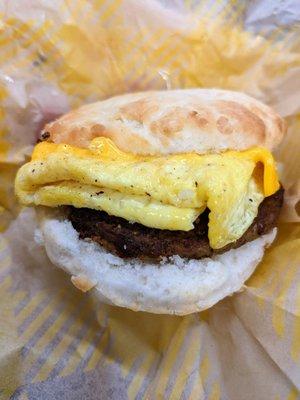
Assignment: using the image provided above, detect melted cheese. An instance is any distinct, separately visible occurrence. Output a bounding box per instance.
[15,137,279,249]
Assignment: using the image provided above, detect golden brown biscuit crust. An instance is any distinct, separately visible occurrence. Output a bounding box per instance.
[42,89,286,154]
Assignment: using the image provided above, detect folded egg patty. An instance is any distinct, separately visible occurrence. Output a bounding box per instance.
[15,136,282,258]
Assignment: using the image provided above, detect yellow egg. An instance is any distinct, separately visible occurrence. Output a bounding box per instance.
[15,138,279,249]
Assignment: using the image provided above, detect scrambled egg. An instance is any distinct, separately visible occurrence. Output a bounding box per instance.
[15,138,279,249]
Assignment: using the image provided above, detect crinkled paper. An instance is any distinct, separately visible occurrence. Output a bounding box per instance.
[0,1,299,399]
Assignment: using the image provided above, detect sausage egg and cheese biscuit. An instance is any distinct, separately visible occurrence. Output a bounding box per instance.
[15,89,286,314]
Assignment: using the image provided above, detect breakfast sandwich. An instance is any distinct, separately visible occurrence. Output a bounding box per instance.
[14,89,286,314]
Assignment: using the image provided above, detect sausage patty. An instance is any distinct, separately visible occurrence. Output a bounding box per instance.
[69,188,284,260]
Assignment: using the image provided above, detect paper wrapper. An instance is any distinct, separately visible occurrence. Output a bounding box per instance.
[0,1,300,398]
